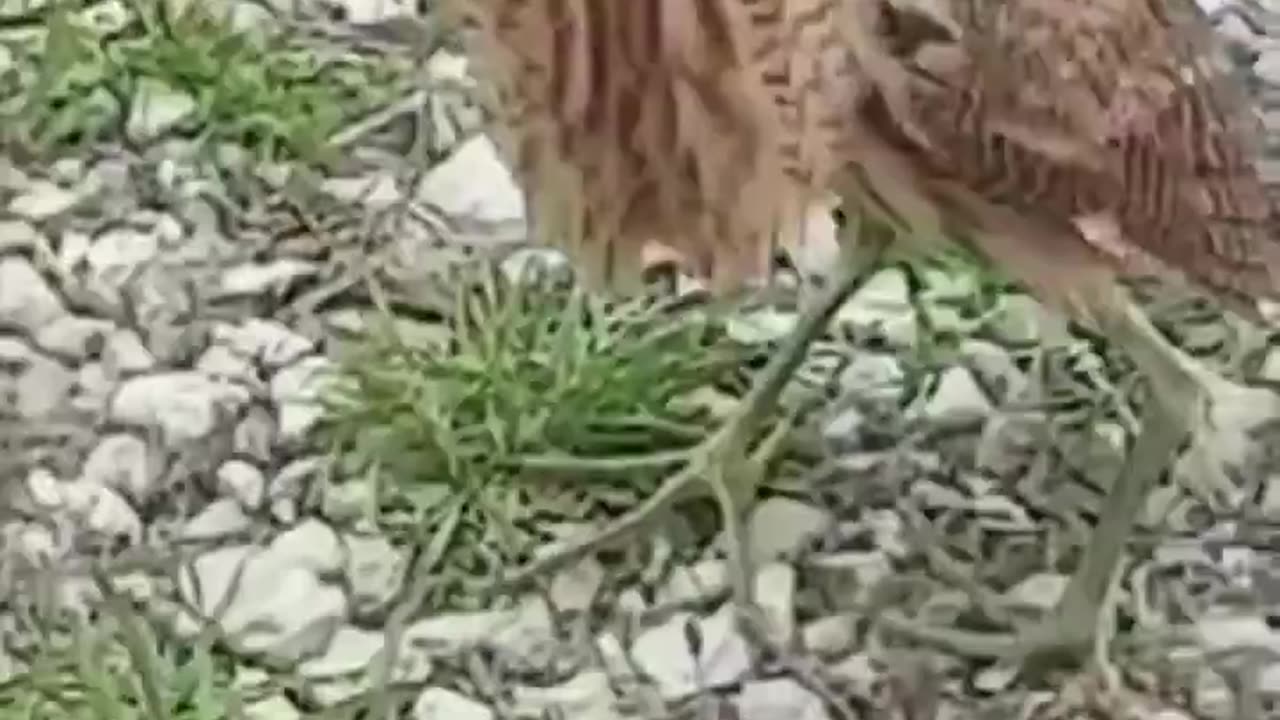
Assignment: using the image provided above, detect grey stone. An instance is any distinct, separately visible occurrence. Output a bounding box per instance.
[413,688,493,720]
[737,678,830,720]
[0,258,66,333]
[630,604,751,700]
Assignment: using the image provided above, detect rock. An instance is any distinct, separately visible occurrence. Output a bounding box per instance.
[753,562,797,645]
[837,352,906,403]
[217,459,267,510]
[10,347,75,419]
[110,372,251,442]
[299,625,432,707]
[243,695,302,720]
[922,366,992,422]
[268,457,325,524]
[271,356,335,443]
[512,671,620,720]
[549,555,605,613]
[747,497,833,561]
[80,434,160,503]
[413,688,493,720]
[630,605,752,700]
[213,319,315,369]
[87,226,161,287]
[726,308,798,345]
[343,532,410,620]
[0,219,39,253]
[656,560,730,606]
[737,678,831,720]
[0,258,66,333]
[398,597,558,674]
[416,136,525,225]
[836,268,917,348]
[181,498,254,541]
[9,180,80,219]
[176,541,347,666]
[801,614,857,657]
[217,260,320,298]
[34,315,114,360]
[1004,573,1067,612]
[127,78,197,143]
[321,172,402,209]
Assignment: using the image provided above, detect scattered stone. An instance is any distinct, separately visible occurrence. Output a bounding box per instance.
[0,257,66,333]
[630,605,751,700]
[737,678,831,720]
[413,688,494,720]
[110,372,251,442]
[747,497,833,561]
[9,180,80,219]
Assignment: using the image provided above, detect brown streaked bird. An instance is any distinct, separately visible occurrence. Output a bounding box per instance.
[440,0,1280,666]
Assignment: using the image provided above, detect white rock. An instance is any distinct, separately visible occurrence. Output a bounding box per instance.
[416,135,524,224]
[836,267,917,348]
[271,356,335,442]
[110,372,251,442]
[243,695,302,720]
[747,497,833,561]
[512,671,620,720]
[126,78,197,143]
[753,562,797,646]
[35,315,114,360]
[80,485,143,544]
[656,560,730,606]
[344,533,410,618]
[87,226,160,286]
[181,498,254,541]
[1004,573,1067,612]
[196,344,259,386]
[923,366,992,421]
[80,434,158,503]
[218,260,319,297]
[837,352,905,402]
[413,688,493,720]
[737,678,830,720]
[9,180,80,219]
[213,319,315,369]
[218,460,267,510]
[726,308,798,345]
[15,351,75,419]
[271,520,345,576]
[630,605,751,700]
[0,258,66,333]
[0,219,40,253]
[298,627,398,707]
[549,556,605,613]
[177,543,348,666]
[322,172,402,209]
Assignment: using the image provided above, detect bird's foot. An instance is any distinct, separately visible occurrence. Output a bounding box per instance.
[493,408,794,611]
[877,589,1117,684]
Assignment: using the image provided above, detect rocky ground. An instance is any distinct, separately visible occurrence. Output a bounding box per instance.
[6,0,1280,718]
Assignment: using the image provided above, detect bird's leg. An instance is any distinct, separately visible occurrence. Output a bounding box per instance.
[881,285,1249,671]
[495,224,891,611]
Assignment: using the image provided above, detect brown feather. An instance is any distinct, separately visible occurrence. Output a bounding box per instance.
[846,0,1280,321]
[447,0,857,294]
[448,0,1280,323]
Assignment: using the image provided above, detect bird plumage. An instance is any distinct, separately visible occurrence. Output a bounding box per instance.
[444,0,856,292]
[447,0,1280,319]
[447,0,1280,677]
[853,0,1280,321]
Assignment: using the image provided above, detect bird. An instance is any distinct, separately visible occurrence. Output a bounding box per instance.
[437,0,1280,670]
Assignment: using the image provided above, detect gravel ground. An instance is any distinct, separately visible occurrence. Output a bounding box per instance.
[5,0,1280,718]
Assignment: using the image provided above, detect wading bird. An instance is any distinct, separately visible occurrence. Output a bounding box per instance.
[440,0,1280,667]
